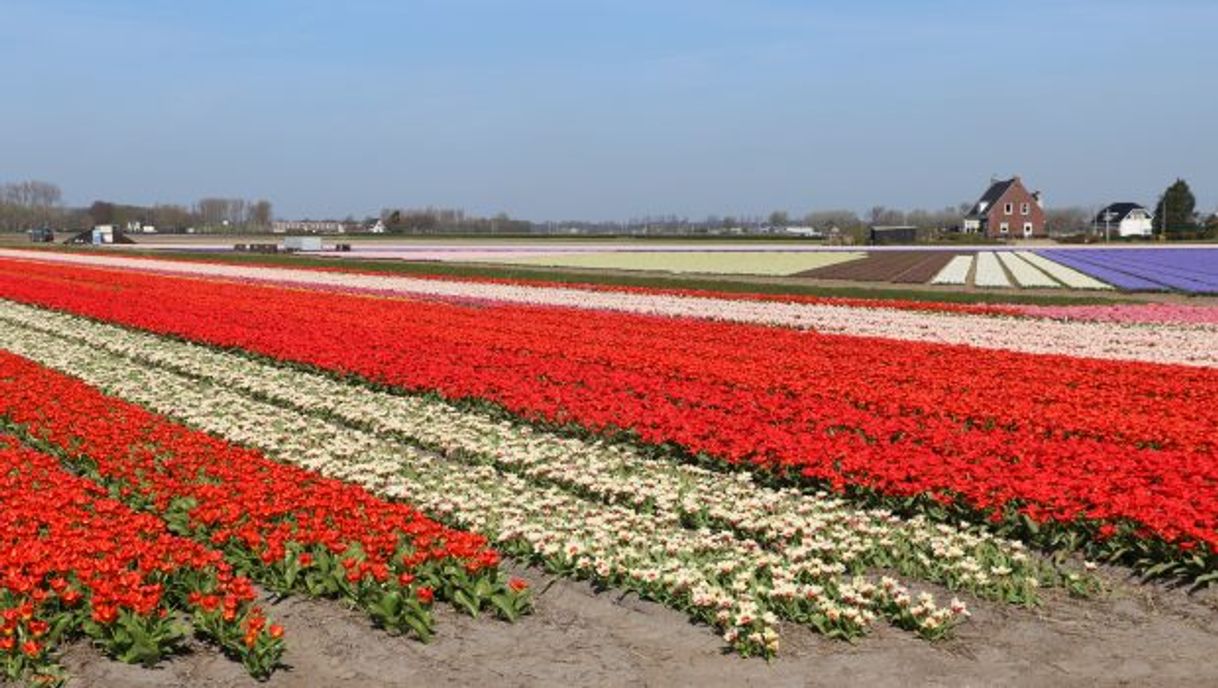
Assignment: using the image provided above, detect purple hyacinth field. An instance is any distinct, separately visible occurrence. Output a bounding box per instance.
[1039,248,1218,293]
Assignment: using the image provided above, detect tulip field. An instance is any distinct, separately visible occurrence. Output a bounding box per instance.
[1,248,1217,685]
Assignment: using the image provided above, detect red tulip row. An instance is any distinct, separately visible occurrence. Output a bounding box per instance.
[0,259,1215,578]
[0,436,282,684]
[0,350,530,653]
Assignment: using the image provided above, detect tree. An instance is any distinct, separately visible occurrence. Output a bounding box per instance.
[803,210,862,231]
[248,200,273,228]
[88,201,116,226]
[150,204,195,231]
[1,180,60,208]
[905,207,960,230]
[767,210,790,227]
[1044,207,1092,237]
[0,181,64,230]
[868,206,906,226]
[1153,179,1197,238]
[196,198,230,227]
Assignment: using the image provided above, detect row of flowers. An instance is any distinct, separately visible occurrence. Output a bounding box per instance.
[2,260,1214,455]
[0,346,531,669]
[0,436,282,685]
[994,252,1060,289]
[973,252,1012,288]
[1015,302,1218,326]
[0,324,1036,656]
[929,256,972,285]
[0,299,1083,609]
[2,251,1215,367]
[0,263,1214,573]
[1015,252,1113,290]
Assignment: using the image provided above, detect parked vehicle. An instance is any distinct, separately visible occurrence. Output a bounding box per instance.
[27,228,55,243]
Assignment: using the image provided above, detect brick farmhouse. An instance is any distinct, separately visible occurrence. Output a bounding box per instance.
[962,177,1046,239]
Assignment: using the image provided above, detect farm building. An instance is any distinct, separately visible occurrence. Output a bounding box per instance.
[62,226,137,245]
[1093,203,1153,238]
[868,225,919,245]
[962,176,1046,239]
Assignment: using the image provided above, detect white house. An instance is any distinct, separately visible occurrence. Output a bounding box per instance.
[1094,203,1153,238]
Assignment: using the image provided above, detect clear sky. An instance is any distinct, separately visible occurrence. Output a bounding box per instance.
[2,0,1215,220]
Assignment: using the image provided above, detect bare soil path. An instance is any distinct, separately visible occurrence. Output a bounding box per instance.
[36,565,1218,688]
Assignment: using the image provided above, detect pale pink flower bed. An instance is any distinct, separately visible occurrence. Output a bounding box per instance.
[1016,303,1218,327]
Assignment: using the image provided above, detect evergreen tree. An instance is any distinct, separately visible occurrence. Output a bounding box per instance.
[1153,179,1196,237]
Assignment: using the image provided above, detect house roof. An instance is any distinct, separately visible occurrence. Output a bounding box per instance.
[965,178,1017,219]
[1094,202,1148,224]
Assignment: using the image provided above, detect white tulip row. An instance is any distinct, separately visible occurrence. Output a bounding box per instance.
[973,252,1012,288]
[929,255,973,285]
[996,252,1061,289]
[1015,251,1113,290]
[2,249,1210,367]
[0,319,976,653]
[0,299,1053,606]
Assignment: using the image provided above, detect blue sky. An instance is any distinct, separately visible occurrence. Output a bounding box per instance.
[2,0,1215,220]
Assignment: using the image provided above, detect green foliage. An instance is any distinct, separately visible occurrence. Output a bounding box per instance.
[1153,179,1197,237]
[83,610,186,667]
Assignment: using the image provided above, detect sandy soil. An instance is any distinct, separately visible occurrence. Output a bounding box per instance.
[23,564,1212,688]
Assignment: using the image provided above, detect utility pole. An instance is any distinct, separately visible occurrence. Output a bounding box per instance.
[1162,194,1168,242]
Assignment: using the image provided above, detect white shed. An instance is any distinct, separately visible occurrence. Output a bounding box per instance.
[283,236,324,252]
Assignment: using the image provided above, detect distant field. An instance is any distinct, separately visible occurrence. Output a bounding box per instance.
[11,232,1218,295]
[475,250,866,275]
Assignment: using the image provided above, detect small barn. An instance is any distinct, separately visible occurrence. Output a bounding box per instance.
[869,225,919,245]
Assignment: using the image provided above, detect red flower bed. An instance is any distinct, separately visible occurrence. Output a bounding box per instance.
[0,436,281,683]
[0,350,527,643]
[1,259,1216,574]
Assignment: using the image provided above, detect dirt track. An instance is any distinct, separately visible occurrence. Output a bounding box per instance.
[795,251,965,283]
[39,563,1218,688]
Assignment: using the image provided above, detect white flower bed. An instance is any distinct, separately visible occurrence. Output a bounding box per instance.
[930,255,972,285]
[1015,252,1113,290]
[0,308,1096,650]
[996,252,1060,289]
[973,252,1012,288]
[0,250,1213,368]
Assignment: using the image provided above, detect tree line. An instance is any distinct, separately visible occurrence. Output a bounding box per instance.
[4,177,1215,238]
[379,207,532,234]
[0,180,273,233]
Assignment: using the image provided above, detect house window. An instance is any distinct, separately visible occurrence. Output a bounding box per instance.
[1004,203,1014,215]
[1023,222,1033,236]
[1000,222,1010,234]
[1021,203,1030,215]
